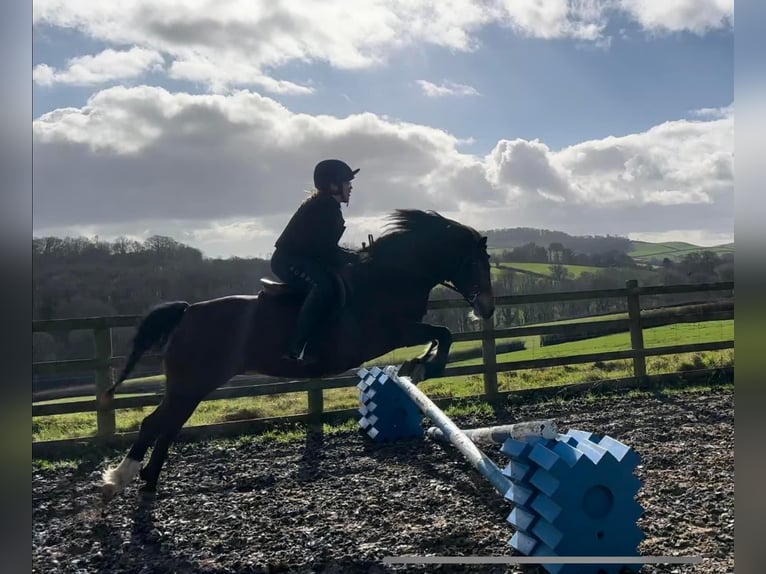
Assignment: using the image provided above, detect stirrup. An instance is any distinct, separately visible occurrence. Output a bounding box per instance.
[281,350,301,361]
[282,344,318,365]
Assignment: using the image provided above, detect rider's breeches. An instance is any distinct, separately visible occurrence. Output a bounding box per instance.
[270,250,338,301]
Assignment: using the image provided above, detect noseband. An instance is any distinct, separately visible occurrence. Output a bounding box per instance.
[440,255,481,306]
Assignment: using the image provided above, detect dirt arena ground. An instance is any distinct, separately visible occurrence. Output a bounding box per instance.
[33,386,733,574]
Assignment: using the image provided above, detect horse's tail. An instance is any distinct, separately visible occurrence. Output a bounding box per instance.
[98,301,189,409]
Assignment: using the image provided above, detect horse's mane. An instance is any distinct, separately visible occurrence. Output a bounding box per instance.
[363,209,481,273]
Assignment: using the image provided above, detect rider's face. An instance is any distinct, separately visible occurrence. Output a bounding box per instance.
[329,180,353,204]
[341,180,352,203]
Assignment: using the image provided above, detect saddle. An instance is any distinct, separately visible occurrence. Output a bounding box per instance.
[260,274,352,307]
[260,277,298,296]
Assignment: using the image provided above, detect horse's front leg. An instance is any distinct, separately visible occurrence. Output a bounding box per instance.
[398,323,452,382]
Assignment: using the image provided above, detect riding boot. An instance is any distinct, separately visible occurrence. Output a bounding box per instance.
[283,286,331,364]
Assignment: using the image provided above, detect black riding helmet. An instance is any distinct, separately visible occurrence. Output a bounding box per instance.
[314,159,359,192]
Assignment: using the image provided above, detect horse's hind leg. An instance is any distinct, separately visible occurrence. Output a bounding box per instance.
[138,393,202,496]
[101,400,170,502]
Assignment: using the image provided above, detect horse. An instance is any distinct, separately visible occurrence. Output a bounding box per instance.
[100,209,495,501]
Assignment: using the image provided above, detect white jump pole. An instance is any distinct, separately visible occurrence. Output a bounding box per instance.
[426,420,559,445]
[380,365,512,497]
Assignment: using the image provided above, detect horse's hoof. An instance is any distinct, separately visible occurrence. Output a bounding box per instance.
[424,341,439,361]
[138,484,157,500]
[410,364,426,383]
[399,359,426,383]
[398,359,414,377]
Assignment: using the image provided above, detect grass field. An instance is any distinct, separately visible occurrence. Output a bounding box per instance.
[490,239,734,267]
[488,239,734,264]
[32,319,733,442]
[496,262,606,279]
[629,240,734,262]
[490,261,660,282]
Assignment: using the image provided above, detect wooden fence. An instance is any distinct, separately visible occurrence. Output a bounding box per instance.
[32,280,734,454]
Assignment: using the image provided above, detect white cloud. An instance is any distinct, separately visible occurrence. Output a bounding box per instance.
[32,85,472,228]
[641,189,712,206]
[689,104,734,119]
[32,64,55,85]
[417,80,480,97]
[618,0,733,35]
[32,1,733,93]
[486,138,572,203]
[32,0,493,92]
[494,0,609,41]
[167,57,315,95]
[554,109,734,207]
[627,229,733,247]
[32,86,733,257]
[32,217,283,259]
[189,219,274,243]
[33,47,164,86]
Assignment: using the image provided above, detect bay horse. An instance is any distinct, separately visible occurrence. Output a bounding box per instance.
[100,209,495,501]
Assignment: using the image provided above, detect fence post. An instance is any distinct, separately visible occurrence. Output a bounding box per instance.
[481,316,499,400]
[94,326,116,436]
[625,279,647,379]
[307,383,324,433]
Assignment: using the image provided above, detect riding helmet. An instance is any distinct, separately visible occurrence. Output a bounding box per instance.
[313,159,360,190]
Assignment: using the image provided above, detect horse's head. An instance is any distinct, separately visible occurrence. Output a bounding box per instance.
[444,234,495,320]
[368,210,495,320]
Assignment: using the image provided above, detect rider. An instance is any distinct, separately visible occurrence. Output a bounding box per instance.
[270,159,359,365]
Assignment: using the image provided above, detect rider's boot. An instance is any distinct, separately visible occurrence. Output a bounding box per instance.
[283,287,329,365]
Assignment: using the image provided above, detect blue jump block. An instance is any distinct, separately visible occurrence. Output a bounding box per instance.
[501,430,645,574]
[357,368,423,442]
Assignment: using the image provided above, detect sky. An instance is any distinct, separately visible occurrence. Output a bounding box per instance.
[32,0,734,259]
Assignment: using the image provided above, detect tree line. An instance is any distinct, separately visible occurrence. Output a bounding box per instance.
[33,235,734,366]
[492,241,638,268]
[482,227,633,255]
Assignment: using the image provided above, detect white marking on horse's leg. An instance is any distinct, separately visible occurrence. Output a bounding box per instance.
[101,455,142,502]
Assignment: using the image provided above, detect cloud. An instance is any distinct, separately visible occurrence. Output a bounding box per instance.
[618,0,733,35]
[167,57,315,95]
[33,86,733,257]
[689,104,734,119]
[641,189,713,206]
[31,217,285,259]
[32,85,473,227]
[486,139,572,204]
[494,0,609,41]
[33,47,164,86]
[32,1,733,93]
[417,80,480,98]
[32,0,494,92]
[627,229,733,247]
[550,106,733,209]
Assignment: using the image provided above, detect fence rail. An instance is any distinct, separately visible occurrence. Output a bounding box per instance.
[32,280,734,449]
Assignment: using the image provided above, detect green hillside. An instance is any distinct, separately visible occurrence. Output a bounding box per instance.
[629,240,734,262]
[491,261,659,281]
[488,234,734,266]
[497,262,604,279]
[481,227,632,255]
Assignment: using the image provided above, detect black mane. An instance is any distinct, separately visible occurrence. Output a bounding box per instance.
[384,209,474,235]
[364,209,481,274]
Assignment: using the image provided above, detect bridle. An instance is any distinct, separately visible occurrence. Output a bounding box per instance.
[440,254,482,306]
[440,280,479,306]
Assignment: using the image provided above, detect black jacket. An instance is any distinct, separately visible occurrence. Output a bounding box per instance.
[274,192,351,267]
